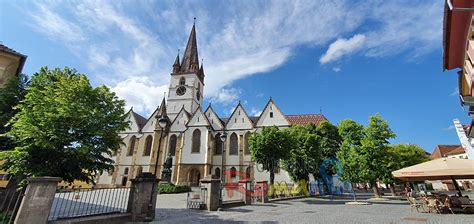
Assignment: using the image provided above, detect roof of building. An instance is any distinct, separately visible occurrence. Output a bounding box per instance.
[285,114,327,126]
[0,43,27,76]
[430,145,465,159]
[131,111,147,129]
[442,0,474,70]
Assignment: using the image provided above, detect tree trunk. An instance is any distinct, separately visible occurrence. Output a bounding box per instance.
[389,183,396,197]
[372,182,381,198]
[270,172,275,198]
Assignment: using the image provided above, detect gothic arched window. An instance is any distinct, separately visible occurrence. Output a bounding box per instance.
[124,167,129,175]
[179,77,186,85]
[169,135,177,156]
[143,135,153,156]
[244,132,251,155]
[192,129,201,153]
[215,133,222,155]
[229,133,238,155]
[215,167,221,178]
[127,136,136,156]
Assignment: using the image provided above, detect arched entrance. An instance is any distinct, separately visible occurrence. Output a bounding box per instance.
[188,168,201,186]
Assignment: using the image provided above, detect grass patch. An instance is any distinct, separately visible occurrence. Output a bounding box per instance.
[158,183,191,194]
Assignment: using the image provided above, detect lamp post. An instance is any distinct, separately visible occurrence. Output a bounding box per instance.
[219,131,227,183]
[146,116,169,221]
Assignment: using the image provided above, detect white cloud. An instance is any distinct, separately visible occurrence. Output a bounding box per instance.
[320,34,366,64]
[451,87,459,96]
[251,108,262,117]
[332,67,341,72]
[209,88,241,105]
[110,76,168,113]
[23,1,443,115]
[443,125,455,131]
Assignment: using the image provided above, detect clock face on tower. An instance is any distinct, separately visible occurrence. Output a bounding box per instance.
[176,86,186,96]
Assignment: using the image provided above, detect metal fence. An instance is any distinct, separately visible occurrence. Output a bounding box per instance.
[48,187,130,221]
[0,187,25,224]
[186,186,207,209]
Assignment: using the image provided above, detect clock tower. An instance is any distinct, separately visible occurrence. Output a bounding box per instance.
[167,22,204,121]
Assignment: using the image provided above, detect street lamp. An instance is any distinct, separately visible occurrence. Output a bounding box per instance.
[146,115,169,221]
[220,131,227,183]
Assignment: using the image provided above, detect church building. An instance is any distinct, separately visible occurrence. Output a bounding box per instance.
[96,23,327,187]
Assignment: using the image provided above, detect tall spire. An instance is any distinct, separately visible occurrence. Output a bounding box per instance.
[180,18,199,73]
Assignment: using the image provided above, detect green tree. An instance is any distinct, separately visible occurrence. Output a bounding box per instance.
[0,67,128,184]
[0,74,29,151]
[337,119,365,200]
[315,121,342,159]
[281,125,321,182]
[360,114,396,198]
[249,126,292,186]
[381,143,429,196]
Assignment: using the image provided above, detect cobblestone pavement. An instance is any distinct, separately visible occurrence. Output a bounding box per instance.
[155,194,473,224]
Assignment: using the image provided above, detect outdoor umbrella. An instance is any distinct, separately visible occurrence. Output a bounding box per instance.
[392,158,474,196]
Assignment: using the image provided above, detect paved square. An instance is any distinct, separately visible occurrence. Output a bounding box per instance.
[155,194,473,223]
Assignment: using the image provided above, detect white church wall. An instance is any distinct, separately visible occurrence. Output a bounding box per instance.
[181,126,209,164]
[256,100,290,127]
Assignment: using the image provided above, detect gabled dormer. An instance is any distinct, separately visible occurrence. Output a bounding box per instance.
[255,98,290,127]
[225,102,253,130]
[204,104,224,131]
[123,108,146,133]
[141,97,167,132]
[187,106,211,127]
[170,106,191,132]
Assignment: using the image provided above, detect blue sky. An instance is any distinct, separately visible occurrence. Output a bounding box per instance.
[0,0,468,152]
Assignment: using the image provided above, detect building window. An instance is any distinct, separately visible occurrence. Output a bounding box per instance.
[121,177,127,186]
[169,134,177,156]
[215,133,223,155]
[179,77,185,85]
[229,133,238,155]
[244,132,251,155]
[230,167,237,178]
[270,112,274,118]
[127,136,136,156]
[192,129,201,153]
[136,166,143,177]
[124,167,129,175]
[143,135,153,156]
[215,167,221,178]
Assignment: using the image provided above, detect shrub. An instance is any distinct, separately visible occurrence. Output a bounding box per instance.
[158,183,191,194]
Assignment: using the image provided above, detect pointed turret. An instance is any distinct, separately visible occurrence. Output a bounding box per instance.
[172,52,180,73]
[199,63,205,80]
[156,96,168,118]
[180,20,199,73]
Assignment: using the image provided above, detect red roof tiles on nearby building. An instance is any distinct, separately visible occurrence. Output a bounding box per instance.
[430,145,465,159]
[285,114,327,126]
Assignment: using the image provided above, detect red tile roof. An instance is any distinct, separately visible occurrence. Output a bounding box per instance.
[285,114,327,126]
[430,145,465,159]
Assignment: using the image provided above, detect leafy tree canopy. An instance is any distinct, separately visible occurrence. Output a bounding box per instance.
[0,67,128,183]
[249,126,292,184]
[337,119,365,184]
[281,125,321,181]
[0,74,29,151]
[380,143,429,184]
[315,121,342,158]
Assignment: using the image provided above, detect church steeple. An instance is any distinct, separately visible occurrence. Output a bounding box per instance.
[180,19,199,73]
[172,51,180,73]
